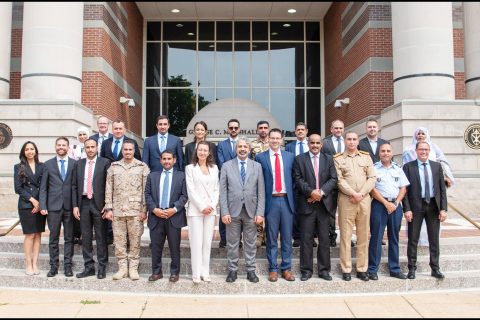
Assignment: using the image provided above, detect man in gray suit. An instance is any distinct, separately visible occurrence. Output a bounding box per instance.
[220,136,265,283]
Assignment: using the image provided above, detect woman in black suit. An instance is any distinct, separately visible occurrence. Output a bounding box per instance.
[184,121,218,169]
[13,141,46,276]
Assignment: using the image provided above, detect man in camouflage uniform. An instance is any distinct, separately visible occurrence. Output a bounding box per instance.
[334,131,376,282]
[105,141,150,281]
[250,120,270,247]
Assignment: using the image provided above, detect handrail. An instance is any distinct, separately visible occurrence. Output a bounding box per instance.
[448,203,480,230]
[0,219,20,237]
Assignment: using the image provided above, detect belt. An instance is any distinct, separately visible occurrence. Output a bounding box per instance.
[272,193,287,197]
[82,195,93,199]
[385,197,396,202]
[422,197,435,202]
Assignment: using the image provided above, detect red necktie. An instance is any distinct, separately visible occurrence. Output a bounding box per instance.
[275,153,282,193]
[87,160,94,199]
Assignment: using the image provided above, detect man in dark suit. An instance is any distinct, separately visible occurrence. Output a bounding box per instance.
[40,137,76,277]
[143,115,184,172]
[255,128,296,282]
[358,119,389,164]
[217,118,241,248]
[89,116,112,156]
[72,139,110,279]
[145,150,188,283]
[293,134,338,281]
[100,119,141,162]
[402,141,448,280]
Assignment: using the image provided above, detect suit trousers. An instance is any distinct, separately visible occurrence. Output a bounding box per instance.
[299,201,331,274]
[226,206,257,272]
[368,200,402,274]
[80,198,108,270]
[112,216,144,271]
[47,209,74,268]
[150,219,182,276]
[338,194,371,273]
[265,196,293,272]
[407,200,441,271]
[329,191,339,242]
[187,215,215,279]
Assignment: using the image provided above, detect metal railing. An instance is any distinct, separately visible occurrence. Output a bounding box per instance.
[448,203,480,230]
[0,219,20,237]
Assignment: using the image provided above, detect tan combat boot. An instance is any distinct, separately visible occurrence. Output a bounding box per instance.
[129,268,140,280]
[112,269,128,280]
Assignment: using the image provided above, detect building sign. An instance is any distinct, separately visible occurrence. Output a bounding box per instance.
[0,123,13,149]
[464,123,480,150]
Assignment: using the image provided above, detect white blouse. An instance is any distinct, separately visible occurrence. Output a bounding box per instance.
[185,164,220,216]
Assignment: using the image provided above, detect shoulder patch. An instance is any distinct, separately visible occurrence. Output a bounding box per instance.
[333,152,343,158]
[359,150,370,156]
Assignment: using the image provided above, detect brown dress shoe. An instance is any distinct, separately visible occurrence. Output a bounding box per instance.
[282,270,295,281]
[169,274,179,282]
[268,271,278,282]
[148,273,163,281]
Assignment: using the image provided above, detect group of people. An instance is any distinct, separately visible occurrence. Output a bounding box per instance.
[13,114,453,283]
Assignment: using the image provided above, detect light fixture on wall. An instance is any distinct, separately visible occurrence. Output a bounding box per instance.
[120,97,135,108]
[334,98,350,108]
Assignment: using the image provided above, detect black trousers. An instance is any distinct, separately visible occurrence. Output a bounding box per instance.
[150,219,182,276]
[407,200,441,271]
[329,191,339,242]
[47,209,74,268]
[299,201,331,274]
[80,198,108,269]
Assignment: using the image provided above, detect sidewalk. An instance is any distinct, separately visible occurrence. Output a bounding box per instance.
[0,287,479,318]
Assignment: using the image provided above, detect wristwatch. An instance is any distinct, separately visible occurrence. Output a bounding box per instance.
[393,201,399,207]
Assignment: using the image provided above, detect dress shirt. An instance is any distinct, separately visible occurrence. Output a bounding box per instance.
[309,151,325,196]
[237,157,248,174]
[331,135,345,153]
[230,137,238,152]
[83,156,97,195]
[159,168,173,208]
[368,138,378,155]
[417,160,434,199]
[269,149,286,194]
[295,139,308,156]
[373,161,410,199]
[157,132,169,151]
[111,136,125,154]
[97,133,110,154]
[56,155,69,176]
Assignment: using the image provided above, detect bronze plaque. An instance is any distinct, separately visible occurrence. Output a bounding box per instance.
[0,123,13,149]
[464,123,480,150]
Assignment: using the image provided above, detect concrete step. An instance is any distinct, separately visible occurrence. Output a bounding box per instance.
[0,267,478,295]
[1,252,479,276]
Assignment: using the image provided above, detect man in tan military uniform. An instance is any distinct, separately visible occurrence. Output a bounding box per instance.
[105,141,150,281]
[333,131,376,282]
[250,120,270,247]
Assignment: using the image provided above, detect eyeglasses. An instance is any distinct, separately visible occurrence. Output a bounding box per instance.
[229,126,239,130]
[417,148,430,151]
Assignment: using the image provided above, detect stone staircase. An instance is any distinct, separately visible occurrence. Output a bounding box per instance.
[0,236,479,295]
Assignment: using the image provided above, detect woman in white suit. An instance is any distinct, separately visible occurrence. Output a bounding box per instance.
[185,141,219,283]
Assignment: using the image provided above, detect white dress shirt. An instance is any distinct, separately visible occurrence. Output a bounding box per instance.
[269,149,286,194]
[83,156,97,195]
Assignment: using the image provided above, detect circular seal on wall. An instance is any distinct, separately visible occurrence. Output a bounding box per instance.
[0,123,13,149]
[464,123,480,150]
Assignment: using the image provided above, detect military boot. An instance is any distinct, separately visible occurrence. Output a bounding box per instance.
[112,269,129,280]
[129,268,140,280]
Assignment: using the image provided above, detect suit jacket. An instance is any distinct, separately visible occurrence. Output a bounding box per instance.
[321,135,342,156]
[293,152,338,215]
[358,137,389,163]
[184,141,218,169]
[90,133,113,143]
[219,157,265,218]
[14,162,45,210]
[217,138,237,169]
[185,164,220,216]
[145,169,188,229]
[255,150,296,214]
[100,136,141,162]
[39,157,76,211]
[71,156,111,212]
[142,133,184,172]
[402,160,447,213]
[285,140,307,156]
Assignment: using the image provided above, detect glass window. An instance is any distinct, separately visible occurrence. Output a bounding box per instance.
[146,43,161,87]
[306,22,320,41]
[271,89,304,135]
[146,89,160,137]
[216,21,232,41]
[234,21,250,41]
[252,89,269,109]
[198,43,215,87]
[162,89,196,137]
[147,22,161,41]
[199,21,214,41]
[270,43,304,87]
[234,43,250,87]
[306,89,321,134]
[252,21,268,41]
[162,43,196,87]
[306,43,320,87]
[198,88,214,111]
[216,43,233,87]
[270,22,304,41]
[252,42,268,87]
[163,22,196,41]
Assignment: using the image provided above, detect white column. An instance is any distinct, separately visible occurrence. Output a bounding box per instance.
[391,2,455,103]
[463,2,480,99]
[21,2,84,102]
[0,2,12,99]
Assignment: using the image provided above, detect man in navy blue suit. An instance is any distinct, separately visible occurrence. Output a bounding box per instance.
[217,118,241,248]
[89,116,113,156]
[143,115,184,172]
[255,128,296,282]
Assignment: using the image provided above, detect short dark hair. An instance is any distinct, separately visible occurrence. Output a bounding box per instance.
[344,131,358,138]
[122,140,135,149]
[55,136,69,145]
[416,141,430,150]
[83,138,98,146]
[269,128,283,138]
[228,118,240,127]
[156,115,170,124]
[378,142,391,150]
[112,119,125,127]
[257,120,269,128]
[295,122,307,130]
[366,118,378,125]
[161,149,175,158]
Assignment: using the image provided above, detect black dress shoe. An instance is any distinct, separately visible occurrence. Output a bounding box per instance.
[407,270,416,279]
[319,272,332,281]
[300,272,312,281]
[247,271,259,283]
[431,269,445,279]
[239,241,243,249]
[342,273,351,281]
[351,240,356,247]
[169,274,179,282]
[292,239,301,248]
[390,271,407,280]
[226,271,237,283]
[64,266,73,277]
[368,272,378,280]
[330,239,337,247]
[97,269,106,279]
[219,240,226,248]
[76,268,95,278]
[313,240,318,248]
[47,267,58,277]
[356,272,369,281]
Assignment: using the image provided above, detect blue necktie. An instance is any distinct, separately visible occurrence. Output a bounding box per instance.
[336,137,342,153]
[60,159,66,181]
[160,135,166,152]
[240,161,246,184]
[160,171,170,209]
[113,139,120,160]
[423,163,430,203]
[298,142,304,155]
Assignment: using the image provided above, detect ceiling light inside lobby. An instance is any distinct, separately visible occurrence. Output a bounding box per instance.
[288,9,296,13]
[176,23,183,27]
[283,23,291,27]
[171,9,180,13]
